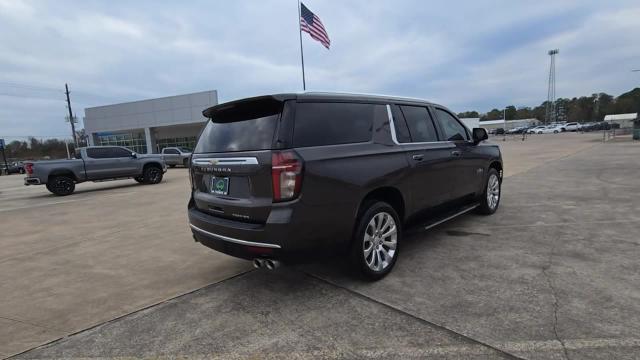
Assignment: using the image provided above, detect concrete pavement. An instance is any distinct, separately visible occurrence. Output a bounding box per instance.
[3,133,638,359]
[0,170,250,358]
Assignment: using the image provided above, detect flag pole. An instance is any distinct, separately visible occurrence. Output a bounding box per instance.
[297,0,306,90]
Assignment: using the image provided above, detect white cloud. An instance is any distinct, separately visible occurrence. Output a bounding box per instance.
[1,0,639,139]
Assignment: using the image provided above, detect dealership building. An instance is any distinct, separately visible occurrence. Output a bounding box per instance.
[84,90,218,154]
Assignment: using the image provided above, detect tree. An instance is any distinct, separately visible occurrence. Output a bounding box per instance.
[516,107,533,119]
[504,105,517,120]
[6,138,74,160]
[485,109,503,121]
[457,87,640,123]
[457,111,479,118]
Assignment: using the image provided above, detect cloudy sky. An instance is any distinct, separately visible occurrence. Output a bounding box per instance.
[1,0,639,141]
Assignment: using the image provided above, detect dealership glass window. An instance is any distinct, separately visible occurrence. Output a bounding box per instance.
[156,137,197,152]
[97,133,147,154]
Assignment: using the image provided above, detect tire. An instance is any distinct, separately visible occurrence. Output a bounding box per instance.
[554,130,559,134]
[46,176,75,196]
[169,164,176,168]
[477,168,501,215]
[350,201,401,281]
[183,158,189,167]
[134,176,144,183]
[538,131,542,134]
[142,165,163,184]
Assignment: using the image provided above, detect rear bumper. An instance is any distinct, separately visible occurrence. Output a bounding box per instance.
[188,205,285,261]
[187,196,354,262]
[24,177,41,185]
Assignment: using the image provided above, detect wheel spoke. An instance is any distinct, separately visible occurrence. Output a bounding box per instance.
[379,214,392,233]
[381,225,396,238]
[375,213,383,231]
[382,239,397,250]
[363,241,374,257]
[379,247,391,263]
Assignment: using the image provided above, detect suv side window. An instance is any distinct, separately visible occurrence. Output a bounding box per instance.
[434,108,469,141]
[399,105,438,142]
[293,102,375,147]
[163,148,179,154]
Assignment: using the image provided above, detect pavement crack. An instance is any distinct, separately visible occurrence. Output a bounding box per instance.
[303,271,525,360]
[541,242,571,360]
[0,315,64,332]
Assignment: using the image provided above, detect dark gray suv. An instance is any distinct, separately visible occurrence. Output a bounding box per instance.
[188,92,502,279]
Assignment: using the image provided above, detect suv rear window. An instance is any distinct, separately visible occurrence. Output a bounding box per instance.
[195,99,281,153]
[293,102,375,147]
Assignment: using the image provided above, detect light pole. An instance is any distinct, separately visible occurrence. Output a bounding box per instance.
[503,108,506,141]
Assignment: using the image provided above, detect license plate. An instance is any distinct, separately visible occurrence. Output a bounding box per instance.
[211,177,229,195]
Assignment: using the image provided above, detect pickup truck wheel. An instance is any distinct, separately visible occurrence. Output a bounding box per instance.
[143,166,163,184]
[350,201,401,281]
[169,164,176,168]
[183,158,189,167]
[46,176,75,196]
[477,168,501,215]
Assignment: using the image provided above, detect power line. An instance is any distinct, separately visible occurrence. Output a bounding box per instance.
[0,92,65,101]
[0,81,63,92]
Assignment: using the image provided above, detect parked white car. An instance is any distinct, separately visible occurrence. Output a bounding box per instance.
[528,126,547,134]
[563,122,580,132]
[538,125,563,134]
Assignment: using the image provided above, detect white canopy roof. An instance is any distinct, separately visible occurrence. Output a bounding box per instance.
[604,113,637,121]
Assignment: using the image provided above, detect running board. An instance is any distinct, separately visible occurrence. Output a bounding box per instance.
[408,203,480,234]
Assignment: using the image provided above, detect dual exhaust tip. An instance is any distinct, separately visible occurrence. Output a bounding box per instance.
[253,258,280,270]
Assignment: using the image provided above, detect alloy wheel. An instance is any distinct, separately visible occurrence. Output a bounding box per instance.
[487,173,500,210]
[363,212,397,272]
[147,168,161,183]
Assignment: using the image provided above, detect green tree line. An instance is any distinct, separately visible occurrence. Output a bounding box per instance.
[458,88,640,122]
[4,138,77,161]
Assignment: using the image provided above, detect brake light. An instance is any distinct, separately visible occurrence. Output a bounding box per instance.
[24,163,34,175]
[271,151,303,202]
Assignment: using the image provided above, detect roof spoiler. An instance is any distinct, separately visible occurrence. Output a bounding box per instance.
[202,94,295,119]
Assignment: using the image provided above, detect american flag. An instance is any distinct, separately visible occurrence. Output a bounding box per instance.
[300,3,330,49]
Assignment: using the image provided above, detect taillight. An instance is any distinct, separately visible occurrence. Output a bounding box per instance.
[24,163,34,175]
[271,150,303,202]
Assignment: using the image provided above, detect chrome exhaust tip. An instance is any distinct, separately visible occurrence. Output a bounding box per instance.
[253,258,264,269]
[264,259,280,270]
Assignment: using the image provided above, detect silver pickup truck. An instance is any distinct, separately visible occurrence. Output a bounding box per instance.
[24,146,167,196]
[160,147,192,167]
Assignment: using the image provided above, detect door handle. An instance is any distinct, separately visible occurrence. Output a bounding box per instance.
[451,150,462,157]
[412,154,424,161]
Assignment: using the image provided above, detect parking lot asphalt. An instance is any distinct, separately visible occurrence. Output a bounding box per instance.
[3,133,639,359]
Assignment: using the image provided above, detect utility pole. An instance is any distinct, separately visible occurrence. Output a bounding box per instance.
[503,108,506,141]
[65,83,78,146]
[545,49,559,124]
[0,139,8,175]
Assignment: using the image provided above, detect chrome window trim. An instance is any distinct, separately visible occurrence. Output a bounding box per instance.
[189,223,281,249]
[386,104,453,146]
[192,157,259,166]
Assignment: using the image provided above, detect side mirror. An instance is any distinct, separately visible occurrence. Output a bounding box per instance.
[472,128,488,145]
[131,152,137,159]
